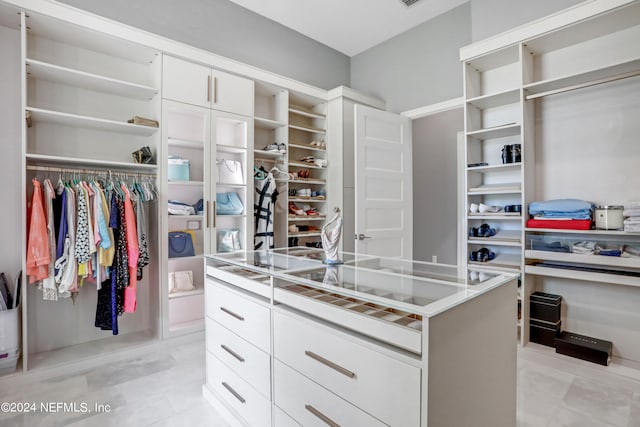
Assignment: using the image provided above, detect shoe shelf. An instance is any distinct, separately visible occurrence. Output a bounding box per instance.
[288,161,327,169]
[289,197,326,203]
[288,215,326,221]
[468,230,522,246]
[216,144,247,154]
[289,142,326,152]
[289,105,326,120]
[468,253,521,271]
[469,213,521,220]
[467,182,521,195]
[289,178,326,185]
[25,153,159,171]
[467,162,522,172]
[289,124,326,135]
[27,107,159,136]
[26,58,159,100]
[465,88,520,110]
[466,123,521,140]
[288,232,322,238]
[254,116,287,130]
[254,149,284,160]
[168,138,203,150]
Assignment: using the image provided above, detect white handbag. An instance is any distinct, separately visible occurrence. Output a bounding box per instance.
[168,270,195,294]
[217,159,244,185]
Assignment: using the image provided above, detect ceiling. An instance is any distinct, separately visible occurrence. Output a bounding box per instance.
[228,0,468,57]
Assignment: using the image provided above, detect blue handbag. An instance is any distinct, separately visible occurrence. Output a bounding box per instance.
[168,231,196,258]
[216,192,244,215]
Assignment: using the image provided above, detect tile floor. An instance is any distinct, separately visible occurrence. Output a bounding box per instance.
[1,334,640,426]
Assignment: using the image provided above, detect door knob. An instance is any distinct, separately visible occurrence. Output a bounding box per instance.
[355,234,372,240]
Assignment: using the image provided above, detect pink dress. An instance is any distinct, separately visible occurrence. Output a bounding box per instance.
[26,179,50,283]
[122,185,139,313]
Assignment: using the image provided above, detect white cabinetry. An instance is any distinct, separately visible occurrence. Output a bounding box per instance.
[460,0,640,354]
[20,9,162,372]
[204,251,518,426]
[162,55,254,116]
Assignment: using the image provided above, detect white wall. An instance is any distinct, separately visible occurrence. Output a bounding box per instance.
[0,25,22,280]
[56,0,350,90]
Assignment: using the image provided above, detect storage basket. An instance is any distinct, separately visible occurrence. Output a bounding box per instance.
[168,157,190,181]
[0,304,21,375]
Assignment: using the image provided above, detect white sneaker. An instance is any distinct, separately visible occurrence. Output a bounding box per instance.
[479,203,501,213]
[469,271,479,281]
[469,203,479,213]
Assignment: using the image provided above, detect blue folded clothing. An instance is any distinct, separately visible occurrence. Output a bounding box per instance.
[529,199,594,215]
[532,210,592,220]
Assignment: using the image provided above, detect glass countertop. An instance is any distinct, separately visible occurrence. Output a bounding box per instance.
[206,249,516,317]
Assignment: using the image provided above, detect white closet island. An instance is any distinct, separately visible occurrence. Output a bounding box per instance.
[204,248,518,427]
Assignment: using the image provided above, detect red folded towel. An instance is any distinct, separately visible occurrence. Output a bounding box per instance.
[527,219,592,230]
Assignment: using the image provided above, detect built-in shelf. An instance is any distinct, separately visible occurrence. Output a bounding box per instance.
[254,149,284,160]
[469,214,522,220]
[168,215,204,220]
[467,123,521,140]
[168,255,203,262]
[467,162,522,172]
[524,59,640,100]
[216,214,247,218]
[288,198,326,203]
[168,180,203,186]
[289,178,326,185]
[26,58,158,100]
[216,144,247,154]
[468,253,521,271]
[168,289,205,299]
[289,105,325,120]
[525,264,640,288]
[27,107,159,136]
[525,228,640,236]
[288,161,327,170]
[468,183,521,195]
[289,142,326,152]
[469,230,522,246]
[168,138,203,150]
[288,232,322,238]
[289,124,325,135]
[288,216,326,222]
[26,153,158,171]
[217,182,246,188]
[525,250,640,270]
[465,44,520,72]
[466,88,520,110]
[254,116,286,130]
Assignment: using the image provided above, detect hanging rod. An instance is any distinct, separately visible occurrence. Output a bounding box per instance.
[26,165,157,177]
[525,69,640,101]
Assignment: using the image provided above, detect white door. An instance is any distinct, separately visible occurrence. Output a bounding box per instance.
[354,105,412,258]
[211,69,255,117]
[162,55,211,108]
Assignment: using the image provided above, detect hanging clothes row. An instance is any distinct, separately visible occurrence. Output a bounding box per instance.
[26,171,157,335]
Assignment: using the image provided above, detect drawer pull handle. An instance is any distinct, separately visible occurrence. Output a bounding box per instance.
[304,350,355,379]
[222,381,245,404]
[305,404,340,427]
[221,344,245,362]
[220,306,245,321]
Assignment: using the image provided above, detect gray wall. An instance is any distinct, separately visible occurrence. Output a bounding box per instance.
[0,25,22,279]
[350,3,471,114]
[412,109,463,264]
[57,0,350,90]
[471,0,583,42]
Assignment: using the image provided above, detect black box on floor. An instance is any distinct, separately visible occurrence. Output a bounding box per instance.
[555,331,612,366]
[530,292,562,323]
[530,319,561,347]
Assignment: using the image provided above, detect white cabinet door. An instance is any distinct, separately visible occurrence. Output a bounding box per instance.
[211,69,254,117]
[162,55,211,108]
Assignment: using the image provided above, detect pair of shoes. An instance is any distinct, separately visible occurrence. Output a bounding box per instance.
[288,224,299,233]
[504,204,522,213]
[469,203,502,213]
[288,237,299,246]
[315,189,326,199]
[309,140,326,148]
[314,158,327,168]
[289,202,305,216]
[467,162,488,167]
[288,188,297,197]
[298,169,310,179]
[469,224,497,238]
[306,241,323,248]
[306,207,320,216]
[299,188,312,198]
[300,156,316,163]
[263,143,285,153]
[501,144,521,164]
[469,248,496,262]
[469,271,493,282]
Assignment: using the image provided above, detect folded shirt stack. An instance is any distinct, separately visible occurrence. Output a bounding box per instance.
[623,202,640,232]
[527,198,594,230]
[168,200,196,216]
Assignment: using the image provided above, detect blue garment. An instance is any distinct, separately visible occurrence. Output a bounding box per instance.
[91,183,111,250]
[532,210,592,220]
[56,189,68,262]
[529,199,593,215]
